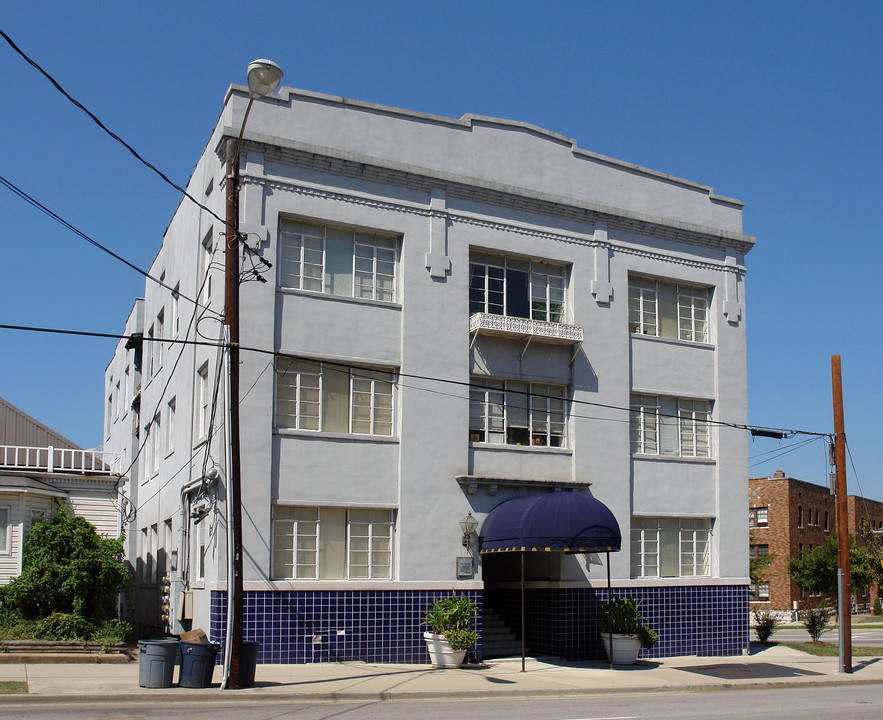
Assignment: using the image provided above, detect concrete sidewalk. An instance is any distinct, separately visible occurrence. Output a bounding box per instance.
[1,644,882,705]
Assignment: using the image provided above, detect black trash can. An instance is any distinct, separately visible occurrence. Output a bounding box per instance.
[240,641,260,688]
[138,638,179,688]
[179,641,219,688]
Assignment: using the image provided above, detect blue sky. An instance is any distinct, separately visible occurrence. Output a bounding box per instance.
[1,1,881,498]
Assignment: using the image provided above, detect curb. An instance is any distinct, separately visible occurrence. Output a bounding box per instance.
[3,675,883,706]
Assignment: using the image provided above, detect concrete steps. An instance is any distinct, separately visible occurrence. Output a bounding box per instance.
[481,608,523,658]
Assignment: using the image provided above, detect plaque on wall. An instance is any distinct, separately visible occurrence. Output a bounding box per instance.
[456,556,474,579]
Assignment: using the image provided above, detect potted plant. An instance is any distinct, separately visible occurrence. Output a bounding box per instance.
[423,593,479,668]
[598,595,658,665]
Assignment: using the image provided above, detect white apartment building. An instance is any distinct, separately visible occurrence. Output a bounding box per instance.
[104,84,754,662]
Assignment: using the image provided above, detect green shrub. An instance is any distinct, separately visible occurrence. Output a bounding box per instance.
[0,505,131,626]
[91,619,132,643]
[34,612,92,641]
[424,593,479,650]
[753,610,781,642]
[637,626,659,649]
[873,598,882,616]
[800,605,832,642]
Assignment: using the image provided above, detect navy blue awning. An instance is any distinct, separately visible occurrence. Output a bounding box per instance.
[479,492,621,554]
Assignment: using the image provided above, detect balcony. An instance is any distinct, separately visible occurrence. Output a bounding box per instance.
[0,445,123,476]
[469,312,583,346]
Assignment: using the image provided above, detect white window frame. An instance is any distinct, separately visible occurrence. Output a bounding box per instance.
[275,358,395,436]
[200,230,214,303]
[0,505,11,554]
[628,276,709,343]
[155,308,164,373]
[191,512,208,583]
[631,516,711,578]
[166,397,176,454]
[630,394,711,458]
[272,506,394,581]
[469,254,566,322]
[278,220,398,302]
[171,283,180,338]
[196,363,209,440]
[470,377,567,447]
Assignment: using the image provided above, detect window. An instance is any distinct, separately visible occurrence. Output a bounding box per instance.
[272,506,393,580]
[797,506,803,528]
[166,398,176,454]
[171,284,180,337]
[192,512,207,582]
[628,276,709,343]
[0,506,9,553]
[275,358,395,436]
[146,324,155,378]
[749,507,769,528]
[470,378,566,447]
[155,309,164,372]
[196,363,209,440]
[147,413,161,474]
[469,253,566,322]
[630,394,711,458]
[279,220,397,302]
[105,390,113,439]
[750,583,770,601]
[199,229,214,303]
[149,524,158,584]
[815,509,819,527]
[749,544,769,560]
[824,510,829,531]
[630,517,711,578]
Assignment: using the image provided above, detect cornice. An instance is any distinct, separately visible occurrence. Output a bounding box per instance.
[236,139,754,256]
[244,173,747,276]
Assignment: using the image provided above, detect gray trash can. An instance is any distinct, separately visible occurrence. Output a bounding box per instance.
[138,638,179,688]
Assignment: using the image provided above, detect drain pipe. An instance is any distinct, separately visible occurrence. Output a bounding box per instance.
[175,470,218,634]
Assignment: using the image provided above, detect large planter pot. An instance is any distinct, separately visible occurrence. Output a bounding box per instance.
[601,633,642,665]
[423,631,466,668]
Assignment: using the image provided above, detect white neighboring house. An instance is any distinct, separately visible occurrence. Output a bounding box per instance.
[104,84,754,662]
[0,396,123,585]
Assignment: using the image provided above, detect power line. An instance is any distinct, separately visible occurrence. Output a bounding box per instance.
[0,27,229,232]
[0,321,832,441]
[0,172,207,312]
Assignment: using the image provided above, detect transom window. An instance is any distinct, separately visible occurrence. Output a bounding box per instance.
[470,378,566,447]
[631,517,711,578]
[628,276,709,343]
[469,253,566,322]
[272,506,393,580]
[630,394,711,458]
[279,219,397,302]
[276,358,395,436]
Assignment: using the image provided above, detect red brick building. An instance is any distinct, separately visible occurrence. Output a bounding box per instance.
[749,471,883,614]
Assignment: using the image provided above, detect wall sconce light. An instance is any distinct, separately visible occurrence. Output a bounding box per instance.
[460,512,479,547]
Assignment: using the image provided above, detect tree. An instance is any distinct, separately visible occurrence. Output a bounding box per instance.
[788,535,882,597]
[0,504,131,628]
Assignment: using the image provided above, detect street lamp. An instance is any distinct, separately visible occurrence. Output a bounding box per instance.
[224,58,282,690]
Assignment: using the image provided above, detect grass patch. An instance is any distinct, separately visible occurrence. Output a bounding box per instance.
[0,681,28,695]
[779,641,883,657]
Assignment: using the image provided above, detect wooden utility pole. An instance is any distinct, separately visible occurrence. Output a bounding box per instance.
[224,136,244,688]
[831,355,851,673]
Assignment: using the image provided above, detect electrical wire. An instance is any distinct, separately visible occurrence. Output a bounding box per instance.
[0,172,207,312]
[0,320,833,442]
[0,28,230,232]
